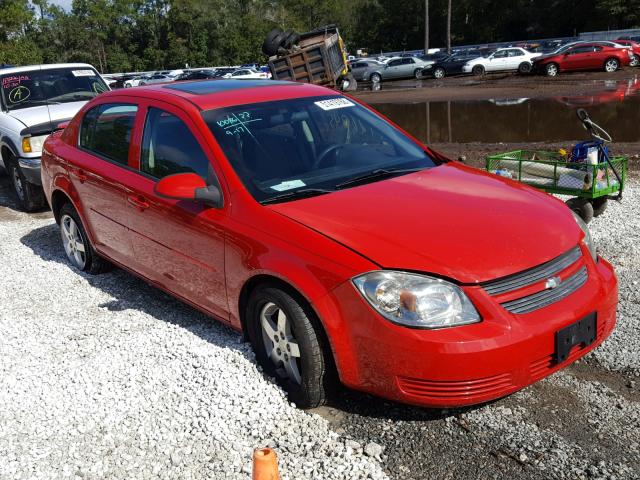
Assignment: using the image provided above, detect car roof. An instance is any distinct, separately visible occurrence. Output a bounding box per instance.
[0,63,97,75]
[99,79,338,111]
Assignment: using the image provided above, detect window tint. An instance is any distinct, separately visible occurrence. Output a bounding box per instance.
[508,49,524,57]
[493,51,508,58]
[401,58,414,64]
[388,59,402,66]
[80,104,137,165]
[140,107,211,180]
[593,46,603,52]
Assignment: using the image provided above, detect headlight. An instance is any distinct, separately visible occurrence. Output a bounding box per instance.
[21,134,48,154]
[353,271,481,329]
[572,212,597,262]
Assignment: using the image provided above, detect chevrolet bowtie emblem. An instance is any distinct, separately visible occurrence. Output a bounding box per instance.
[545,276,562,289]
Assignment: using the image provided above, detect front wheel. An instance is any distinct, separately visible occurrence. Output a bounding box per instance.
[246,284,333,408]
[630,55,639,67]
[414,68,422,79]
[545,63,559,77]
[370,72,381,83]
[604,58,620,73]
[591,197,608,217]
[6,158,45,212]
[433,67,446,79]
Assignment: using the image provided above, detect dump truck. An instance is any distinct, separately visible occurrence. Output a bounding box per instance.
[262,25,356,91]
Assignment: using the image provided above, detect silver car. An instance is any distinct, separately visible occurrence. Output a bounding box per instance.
[362,56,432,82]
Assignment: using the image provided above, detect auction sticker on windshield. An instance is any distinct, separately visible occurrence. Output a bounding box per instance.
[72,70,96,77]
[270,180,306,191]
[314,98,355,111]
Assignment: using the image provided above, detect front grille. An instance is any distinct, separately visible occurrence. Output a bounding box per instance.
[482,246,582,296]
[501,267,588,314]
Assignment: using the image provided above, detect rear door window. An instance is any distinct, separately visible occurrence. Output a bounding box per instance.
[79,104,137,165]
[140,107,212,180]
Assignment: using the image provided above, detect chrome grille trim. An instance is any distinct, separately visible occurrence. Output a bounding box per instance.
[501,266,588,314]
[482,246,582,296]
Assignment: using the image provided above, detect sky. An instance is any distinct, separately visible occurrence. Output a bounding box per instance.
[48,0,72,11]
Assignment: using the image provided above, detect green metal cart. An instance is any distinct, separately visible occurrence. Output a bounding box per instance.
[485,109,627,223]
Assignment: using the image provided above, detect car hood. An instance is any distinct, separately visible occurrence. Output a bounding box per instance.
[8,101,88,131]
[269,163,581,283]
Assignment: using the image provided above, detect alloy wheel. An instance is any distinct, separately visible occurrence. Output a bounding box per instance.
[546,64,558,77]
[260,302,302,385]
[605,59,618,72]
[61,214,87,269]
[434,68,445,79]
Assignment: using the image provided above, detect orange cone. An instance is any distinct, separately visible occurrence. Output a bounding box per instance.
[252,448,279,480]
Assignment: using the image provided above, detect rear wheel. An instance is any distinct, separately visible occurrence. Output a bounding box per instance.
[59,203,111,274]
[604,58,620,73]
[566,197,594,224]
[630,55,639,67]
[545,63,559,77]
[414,68,422,79]
[433,67,446,79]
[472,65,485,76]
[6,156,45,212]
[370,72,382,83]
[246,284,333,408]
[518,62,532,74]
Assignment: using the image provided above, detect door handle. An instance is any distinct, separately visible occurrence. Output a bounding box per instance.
[127,195,150,211]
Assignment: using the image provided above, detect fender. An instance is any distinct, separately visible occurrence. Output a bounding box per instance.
[50,176,96,247]
[0,137,20,168]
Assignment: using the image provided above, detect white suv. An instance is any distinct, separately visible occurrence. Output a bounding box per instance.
[463,48,542,76]
[0,63,108,210]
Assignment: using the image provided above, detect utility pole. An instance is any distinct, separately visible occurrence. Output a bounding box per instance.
[447,0,452,54]
[424,0,429,54]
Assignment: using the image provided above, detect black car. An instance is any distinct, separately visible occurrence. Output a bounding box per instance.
[421,51,483,79]
[175,70,219,81]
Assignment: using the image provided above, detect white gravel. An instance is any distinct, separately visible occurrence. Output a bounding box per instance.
[0,183,387,479]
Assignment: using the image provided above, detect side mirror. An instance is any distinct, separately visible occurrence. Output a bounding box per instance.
[154,172,222,208]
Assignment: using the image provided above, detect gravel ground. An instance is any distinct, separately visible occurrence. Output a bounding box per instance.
[1,174,639,480]
[0,177,387,480]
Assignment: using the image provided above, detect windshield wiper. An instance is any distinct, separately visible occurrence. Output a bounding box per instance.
[334,167,426,190]
[261,188,335,205]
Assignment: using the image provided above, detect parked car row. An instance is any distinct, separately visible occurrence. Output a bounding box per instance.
[352,39,638,83]
[117,67,271,88]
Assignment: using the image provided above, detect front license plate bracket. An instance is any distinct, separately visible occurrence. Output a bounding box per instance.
[554,312,597,364]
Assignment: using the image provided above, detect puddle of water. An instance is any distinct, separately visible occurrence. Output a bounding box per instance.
[371,79,640,143]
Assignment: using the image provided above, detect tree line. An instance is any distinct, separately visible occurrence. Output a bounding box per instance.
[0,0,638,73]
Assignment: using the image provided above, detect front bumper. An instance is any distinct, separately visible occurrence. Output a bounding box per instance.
[18,157,42,185]
[314,255,618,408]
[462,65,473,73]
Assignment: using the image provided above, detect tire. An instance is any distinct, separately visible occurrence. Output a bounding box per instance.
[433,67,446,79]
[246,284,333,408]
[545,63,559,77]
[566,197,594,224]
[414,68,422,79]
[591,197,608,217]
[281,30,300,50]
[518,62,532,74]
[370,72,382,83]
[630,55,639,67]
[472,65,485,76]
[59,202,111,274]
[604,58,619,73]
[6,156,45,212]
[341,73,357,91]
[262,28,284,56]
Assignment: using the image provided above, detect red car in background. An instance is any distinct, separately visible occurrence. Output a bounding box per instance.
[533,42,632,76]
[615,39,640,66]
[40,80,617,409]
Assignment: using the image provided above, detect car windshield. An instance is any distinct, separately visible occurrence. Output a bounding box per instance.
[203,96,437,203]
[0,67,108,111]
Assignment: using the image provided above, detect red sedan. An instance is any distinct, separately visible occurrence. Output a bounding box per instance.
[40,80,618,408]
[534,43,632,76]
[615,39,640,66]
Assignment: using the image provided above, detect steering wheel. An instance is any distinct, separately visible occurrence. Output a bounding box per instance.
[313,144,345,169]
